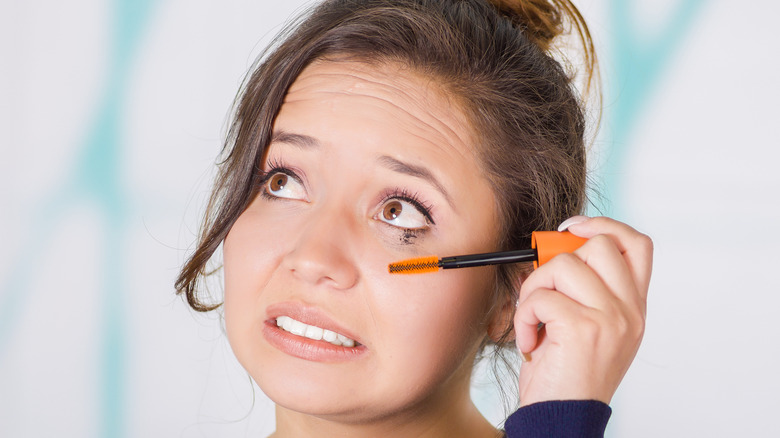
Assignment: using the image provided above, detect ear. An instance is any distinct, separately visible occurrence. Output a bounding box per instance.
[486,266,530,343]
[486,291,516,343]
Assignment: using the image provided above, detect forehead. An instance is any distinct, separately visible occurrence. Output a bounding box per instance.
[278,60,475,161]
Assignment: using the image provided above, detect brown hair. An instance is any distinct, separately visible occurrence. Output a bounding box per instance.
[176,0,598,356]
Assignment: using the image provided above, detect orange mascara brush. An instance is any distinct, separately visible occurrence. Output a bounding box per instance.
[388,231,587,274]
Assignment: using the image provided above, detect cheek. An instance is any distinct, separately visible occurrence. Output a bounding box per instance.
[422,273,491,343]
[222,211,284,343]
[371,268,493,366]
[365,269,494,403]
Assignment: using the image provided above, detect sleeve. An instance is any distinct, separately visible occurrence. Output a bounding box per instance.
[503,400,612,438]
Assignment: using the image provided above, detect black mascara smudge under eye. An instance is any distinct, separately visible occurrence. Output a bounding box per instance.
[400,229,421,245]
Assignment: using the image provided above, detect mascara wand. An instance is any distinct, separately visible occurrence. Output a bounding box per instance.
[388,231,587,274]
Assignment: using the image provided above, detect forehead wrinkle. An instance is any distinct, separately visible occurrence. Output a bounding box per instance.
[357,74,474,162]
[360,72,475,161]
[286,67,473,161]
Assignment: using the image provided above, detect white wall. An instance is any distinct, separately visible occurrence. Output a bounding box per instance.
[1,0,777,436]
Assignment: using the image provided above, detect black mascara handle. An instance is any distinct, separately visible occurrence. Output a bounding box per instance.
[440,249,537,269]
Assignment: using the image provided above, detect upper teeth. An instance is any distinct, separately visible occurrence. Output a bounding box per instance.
[276,316,357,348]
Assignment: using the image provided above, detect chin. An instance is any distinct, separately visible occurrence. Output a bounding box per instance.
[251,358,430,425]
[250,354,370,416]
[262,379,385,423]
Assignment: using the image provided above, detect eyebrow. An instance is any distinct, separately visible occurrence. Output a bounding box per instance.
[271,130,453,207]
[271,130,321,149]
[377,155,453,207]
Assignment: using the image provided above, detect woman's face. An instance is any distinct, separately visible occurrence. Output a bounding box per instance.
[223,60,500,423]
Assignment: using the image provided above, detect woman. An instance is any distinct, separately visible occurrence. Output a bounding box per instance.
[177,0,652,436]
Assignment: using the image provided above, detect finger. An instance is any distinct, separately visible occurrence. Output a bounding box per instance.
[514,287,584,354]
[566,217,654,299]
[572,233,644,311]
[518,251,613,310]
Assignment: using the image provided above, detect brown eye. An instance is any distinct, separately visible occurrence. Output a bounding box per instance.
[269,174,288,192]
[383,201,403,220]
[263,171,306,200]
[377,199,428,229]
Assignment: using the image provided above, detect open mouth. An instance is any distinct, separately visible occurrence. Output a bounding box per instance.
[275,316,359,347]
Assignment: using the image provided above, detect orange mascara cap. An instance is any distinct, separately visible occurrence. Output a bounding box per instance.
[531,231,588,269]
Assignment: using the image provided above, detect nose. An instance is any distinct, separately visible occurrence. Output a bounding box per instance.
[281,204,360,290]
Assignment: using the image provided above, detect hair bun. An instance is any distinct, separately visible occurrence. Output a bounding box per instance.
[487,0,567,51]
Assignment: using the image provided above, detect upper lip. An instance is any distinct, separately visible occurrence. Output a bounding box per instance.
[266,301,363,343]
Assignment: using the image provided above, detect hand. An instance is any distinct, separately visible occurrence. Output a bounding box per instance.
[513,216,653,406]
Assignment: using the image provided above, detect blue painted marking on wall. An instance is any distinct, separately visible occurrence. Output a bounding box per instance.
[597,0,707,217]
[89,2,157,436]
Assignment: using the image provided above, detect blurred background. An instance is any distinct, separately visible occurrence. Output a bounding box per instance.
[1,0,778,436]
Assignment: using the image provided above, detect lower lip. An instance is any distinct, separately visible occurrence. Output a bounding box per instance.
[262,321,367,362]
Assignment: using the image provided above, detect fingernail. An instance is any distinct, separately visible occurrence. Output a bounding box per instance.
[519,351,531,363]
[557,215,590,232]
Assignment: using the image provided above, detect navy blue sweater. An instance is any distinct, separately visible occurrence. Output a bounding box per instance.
[504,400,612,438]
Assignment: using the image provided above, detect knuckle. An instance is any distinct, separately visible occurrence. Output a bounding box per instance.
[588,233,615,250]
[614,307,646,342]
[633,233,654,254]
[553,252,581,267]
[612,312,631,337]
[633,320,646,342]
[631,307,647,337]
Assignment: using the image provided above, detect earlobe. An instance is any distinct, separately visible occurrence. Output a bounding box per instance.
[486,294,516,343]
